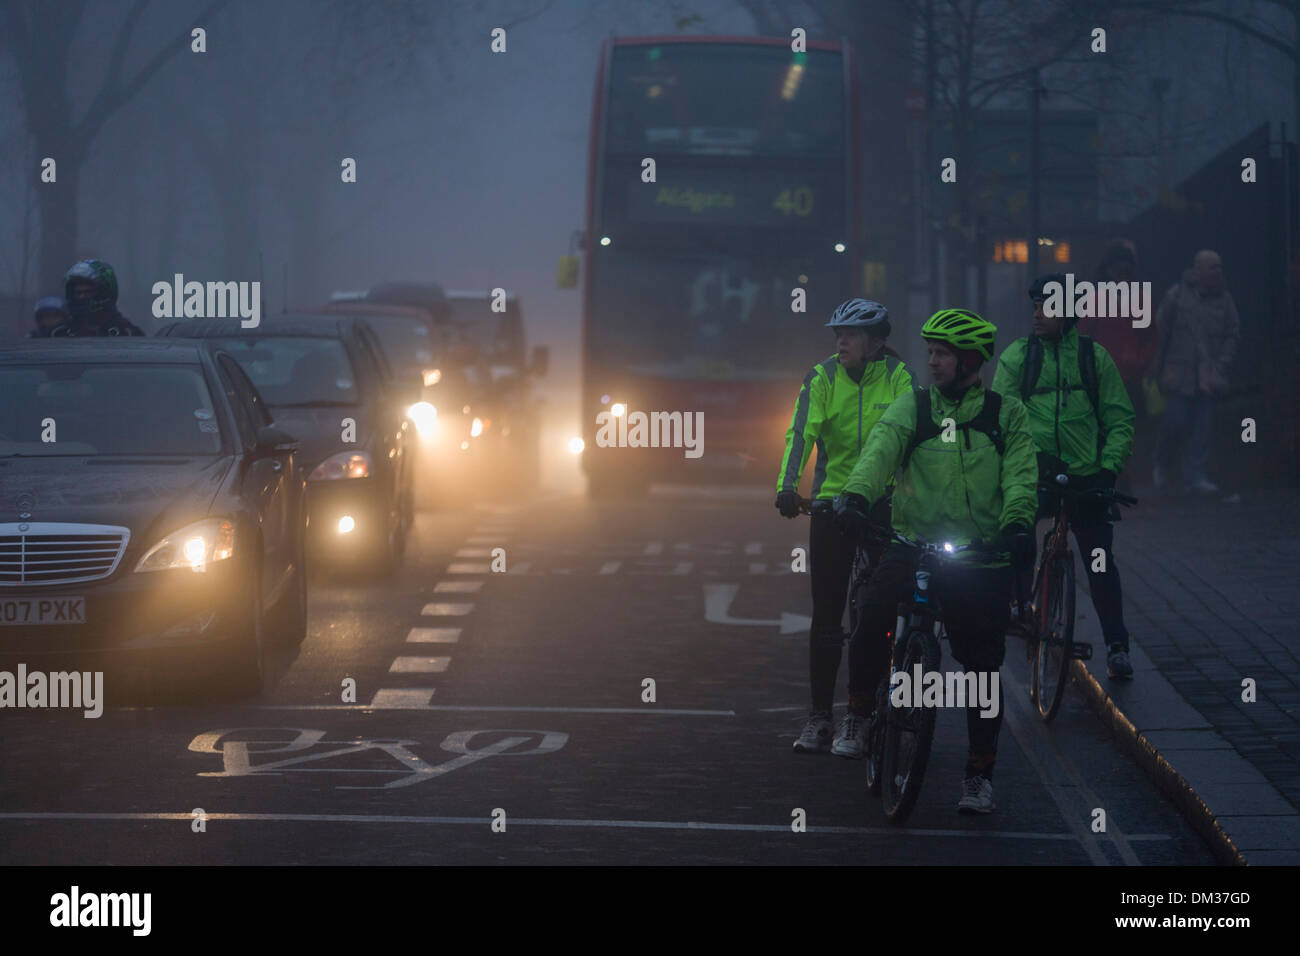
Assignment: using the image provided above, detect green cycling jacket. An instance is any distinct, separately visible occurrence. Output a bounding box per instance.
[777,352,914,499]
[991,328,1135,475]
[842,382,1038,565]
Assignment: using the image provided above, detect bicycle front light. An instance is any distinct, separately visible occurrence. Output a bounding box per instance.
[134,518,236,573]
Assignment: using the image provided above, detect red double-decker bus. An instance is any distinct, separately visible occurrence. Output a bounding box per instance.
[571,36,862,496]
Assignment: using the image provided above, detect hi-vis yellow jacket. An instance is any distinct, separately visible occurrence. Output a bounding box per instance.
[777,352,914,499]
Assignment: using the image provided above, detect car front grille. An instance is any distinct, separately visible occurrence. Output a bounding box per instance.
[0,523,131,586]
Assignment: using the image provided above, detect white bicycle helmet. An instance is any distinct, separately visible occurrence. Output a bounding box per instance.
[826,297,889,330]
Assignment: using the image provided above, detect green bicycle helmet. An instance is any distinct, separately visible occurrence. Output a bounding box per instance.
[920,308,997,361]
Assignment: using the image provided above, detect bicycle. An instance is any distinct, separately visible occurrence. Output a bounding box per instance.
[1019,474,1138,723]
[870,531,1001,825]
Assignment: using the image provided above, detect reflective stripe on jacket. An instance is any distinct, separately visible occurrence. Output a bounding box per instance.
[777,352,914,499]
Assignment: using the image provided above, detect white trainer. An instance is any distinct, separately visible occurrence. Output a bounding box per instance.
[793,712,833,753]
[831,712,868,759]
[957,775,995,814]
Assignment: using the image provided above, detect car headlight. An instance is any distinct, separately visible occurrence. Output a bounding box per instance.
[310,451,371,480]
[407,402,438,437]
[134,518,236,573]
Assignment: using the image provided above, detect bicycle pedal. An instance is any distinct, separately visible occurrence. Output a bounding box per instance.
[1072,643,1093,660]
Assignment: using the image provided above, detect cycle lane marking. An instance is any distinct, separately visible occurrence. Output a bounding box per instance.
[186,727,565,790]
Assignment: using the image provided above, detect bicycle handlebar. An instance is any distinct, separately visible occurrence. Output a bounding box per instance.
[1041,474,1138,507]
[889,530,1002,562]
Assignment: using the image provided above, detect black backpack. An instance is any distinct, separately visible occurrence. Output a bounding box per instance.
[901,387,1005,470]
[1019,335,1104,450]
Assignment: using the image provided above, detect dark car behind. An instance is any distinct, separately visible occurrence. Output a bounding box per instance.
[157,315,415,575]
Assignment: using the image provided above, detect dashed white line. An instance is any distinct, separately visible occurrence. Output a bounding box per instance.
[446,563,490,574]
[389,656,451,674]
[421,602,474,616]
[434,581,482,593]
[368,689,436,708]
[406,628,460,643]
[598,561,621,574]
[744,541,762,555]
[643,541,663,555]
[454,548,493,557]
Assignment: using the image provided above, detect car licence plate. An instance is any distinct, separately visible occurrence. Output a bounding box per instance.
[0,597,86,625]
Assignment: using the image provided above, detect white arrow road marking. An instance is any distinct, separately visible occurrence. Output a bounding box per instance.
[703,583,812,635]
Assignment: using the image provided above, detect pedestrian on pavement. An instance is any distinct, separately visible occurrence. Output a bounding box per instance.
[1151,250,1240,494]
[993,274,1138,680]
[1074,240,1159,493]
[775,298,915,757]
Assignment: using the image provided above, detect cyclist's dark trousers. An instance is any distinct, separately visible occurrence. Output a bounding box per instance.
[848,543,1011,779]
[808,504,854,713]
[1017,491,1130,652]
[807,499,889,714]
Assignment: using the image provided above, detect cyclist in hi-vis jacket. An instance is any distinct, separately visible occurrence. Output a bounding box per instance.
[992,273,1137,679]
[834,309,1037,814]
[776,298,915,757]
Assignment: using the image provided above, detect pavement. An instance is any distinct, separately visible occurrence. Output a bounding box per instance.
[1069,485,1300,865]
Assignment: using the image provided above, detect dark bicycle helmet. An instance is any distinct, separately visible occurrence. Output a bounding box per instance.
[64,259,118,316]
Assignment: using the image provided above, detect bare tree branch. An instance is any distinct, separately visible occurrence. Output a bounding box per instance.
[78,0,233,144]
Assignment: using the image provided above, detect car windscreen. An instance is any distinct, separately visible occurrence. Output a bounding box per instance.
[352,315,436,370]
[207,336,361,406]
[0,364,224,456]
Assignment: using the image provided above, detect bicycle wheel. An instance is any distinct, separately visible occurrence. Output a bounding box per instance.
[1034,552,1075,722]
[881,628,939,824]
[864,673,890,797]
[1026,556,1047,704]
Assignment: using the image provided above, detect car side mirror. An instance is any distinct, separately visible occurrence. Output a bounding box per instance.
[256,424,298,456]
[530,345,550,378]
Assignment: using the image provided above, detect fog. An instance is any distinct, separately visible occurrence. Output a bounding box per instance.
[3,0,1296,489]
